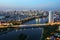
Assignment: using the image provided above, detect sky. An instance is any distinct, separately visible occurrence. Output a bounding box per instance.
[0,0,60,10]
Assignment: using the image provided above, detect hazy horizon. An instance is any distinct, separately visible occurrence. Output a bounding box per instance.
[0,0,60,11]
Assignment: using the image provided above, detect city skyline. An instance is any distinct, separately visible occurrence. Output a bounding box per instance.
[0,0,60,10]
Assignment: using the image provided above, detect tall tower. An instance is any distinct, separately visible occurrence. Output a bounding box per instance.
[49,11,53,23]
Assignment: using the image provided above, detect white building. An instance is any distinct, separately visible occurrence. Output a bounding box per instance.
[49,11,54,23]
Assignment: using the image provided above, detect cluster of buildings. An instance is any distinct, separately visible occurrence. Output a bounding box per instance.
[49,11,60,22]
[0,10,60,25]
[0,10,48,16]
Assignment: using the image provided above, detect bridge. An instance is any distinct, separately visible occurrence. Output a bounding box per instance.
[0,18,60,28]
[12,16,40,24]
[0,16,40,28]
[0,11,60,31]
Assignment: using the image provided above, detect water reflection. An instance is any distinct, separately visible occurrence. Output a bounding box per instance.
[0,27,43,40]
[36,18,39,24]
[35,17,48,24]
[35,18,41,24]
[0,28,14,35]
[23,17,48,24]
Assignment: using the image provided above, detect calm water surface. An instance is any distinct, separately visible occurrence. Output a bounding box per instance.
[0,16,47,40]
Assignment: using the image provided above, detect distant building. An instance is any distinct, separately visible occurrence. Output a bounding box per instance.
[49,11,53,23]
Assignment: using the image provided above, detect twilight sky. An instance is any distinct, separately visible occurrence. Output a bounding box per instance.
[0,0,60,10]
